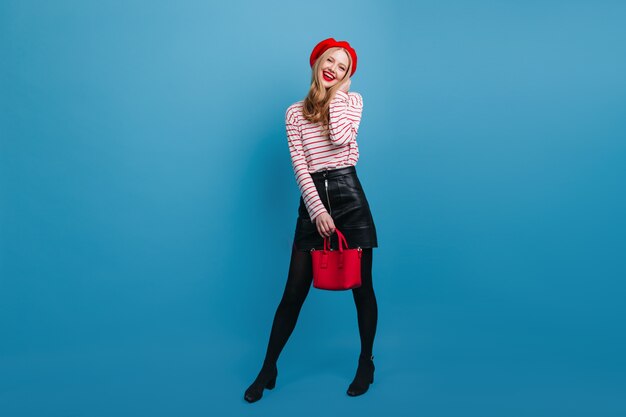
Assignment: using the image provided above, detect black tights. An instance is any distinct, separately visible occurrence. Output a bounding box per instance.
[261,243,377,367]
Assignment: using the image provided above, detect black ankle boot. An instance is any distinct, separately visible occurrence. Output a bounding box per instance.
[244,362,278,403]
[347,354,375,396]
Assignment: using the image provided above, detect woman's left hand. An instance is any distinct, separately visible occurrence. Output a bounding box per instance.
[338,77,351,93]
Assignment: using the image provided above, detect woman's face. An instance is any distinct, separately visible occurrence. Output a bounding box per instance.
[319,49,350,88]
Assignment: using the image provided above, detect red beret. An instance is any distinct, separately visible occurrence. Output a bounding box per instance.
[309,37,358,77]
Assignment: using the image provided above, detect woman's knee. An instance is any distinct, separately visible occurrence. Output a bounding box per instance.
[281,281,311,306]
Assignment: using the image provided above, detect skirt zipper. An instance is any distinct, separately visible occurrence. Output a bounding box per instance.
[325,176,333,250]
[324,178,332,216]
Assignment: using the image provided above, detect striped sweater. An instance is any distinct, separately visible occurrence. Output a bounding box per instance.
[285,90,363,222]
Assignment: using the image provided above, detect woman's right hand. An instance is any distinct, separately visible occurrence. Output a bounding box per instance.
[315,212,336,238]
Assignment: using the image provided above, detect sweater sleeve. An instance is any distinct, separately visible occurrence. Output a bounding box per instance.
[285,106,329,222]
[328,90,363,147]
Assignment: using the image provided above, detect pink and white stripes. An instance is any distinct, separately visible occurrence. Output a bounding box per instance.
[285,90,364,222]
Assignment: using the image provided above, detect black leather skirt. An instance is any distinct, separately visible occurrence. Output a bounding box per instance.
[293,165,378,252]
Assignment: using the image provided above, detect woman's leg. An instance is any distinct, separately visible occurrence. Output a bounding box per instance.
[346,247,377,396]
[262,242,313,366]
[351,247,377,358]
[245,243,313,402]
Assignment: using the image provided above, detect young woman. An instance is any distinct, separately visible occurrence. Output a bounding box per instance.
[244,37,379,403]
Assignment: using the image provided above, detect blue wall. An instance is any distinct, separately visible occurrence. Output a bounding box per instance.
[1,1,625,416]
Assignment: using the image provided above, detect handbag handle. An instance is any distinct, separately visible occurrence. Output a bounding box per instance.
[323,228,349,252]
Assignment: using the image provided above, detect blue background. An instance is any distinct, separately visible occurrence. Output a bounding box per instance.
[1,1,625,416]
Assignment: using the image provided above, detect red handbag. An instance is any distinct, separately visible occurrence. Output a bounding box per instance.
[311,228,362,291]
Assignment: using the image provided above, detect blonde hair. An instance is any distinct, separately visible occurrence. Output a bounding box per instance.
[301,47,353,136]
